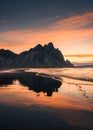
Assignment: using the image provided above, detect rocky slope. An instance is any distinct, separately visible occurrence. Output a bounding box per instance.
[0,43,73,68]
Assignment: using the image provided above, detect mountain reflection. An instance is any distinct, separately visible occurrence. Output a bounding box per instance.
[0,72,62,96]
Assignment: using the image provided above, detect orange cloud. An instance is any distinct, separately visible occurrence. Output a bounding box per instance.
[52,11,93,29]
[0,11,93,54]
[0,28,93,53]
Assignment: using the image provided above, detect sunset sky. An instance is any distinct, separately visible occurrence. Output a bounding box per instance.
[0,0,93,55]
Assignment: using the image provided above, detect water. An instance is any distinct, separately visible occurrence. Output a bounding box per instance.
[0,68,93,130]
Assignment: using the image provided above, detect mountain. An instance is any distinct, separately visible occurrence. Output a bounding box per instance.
[0,49,17,68]
[0,43,73,68]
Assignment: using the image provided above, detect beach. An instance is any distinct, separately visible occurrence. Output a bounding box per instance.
[0,68,93,130]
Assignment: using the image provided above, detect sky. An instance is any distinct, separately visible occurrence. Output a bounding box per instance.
[0,0,93,55]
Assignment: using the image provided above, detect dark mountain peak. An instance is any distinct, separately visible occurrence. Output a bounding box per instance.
[0,49,17,59]
[0,49,16,54]
[28,43,55,53]
[33,44,42,51]
[43,42,55,51]
[0,48,9,52]
[27,44,42,53]
[0,49,4,51]
[47,42,54,48]
[65,59,74,67]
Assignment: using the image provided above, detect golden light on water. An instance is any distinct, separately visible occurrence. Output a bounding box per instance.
[0,79,92,111]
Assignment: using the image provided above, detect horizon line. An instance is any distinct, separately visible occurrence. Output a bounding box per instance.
[65,54,93,57]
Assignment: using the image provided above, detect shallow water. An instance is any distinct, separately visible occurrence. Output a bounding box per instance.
[0,68,93,130]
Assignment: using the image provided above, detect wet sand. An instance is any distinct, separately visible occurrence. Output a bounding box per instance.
[0,68,93,130]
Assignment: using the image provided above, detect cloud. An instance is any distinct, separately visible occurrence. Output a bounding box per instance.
[51,11,93,29]
[43,16,60,22]
[0,27,93,54]
[0,11,93,54]
[0,19,7,24]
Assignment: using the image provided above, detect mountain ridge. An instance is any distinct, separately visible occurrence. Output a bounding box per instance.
[0,42,73,68]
